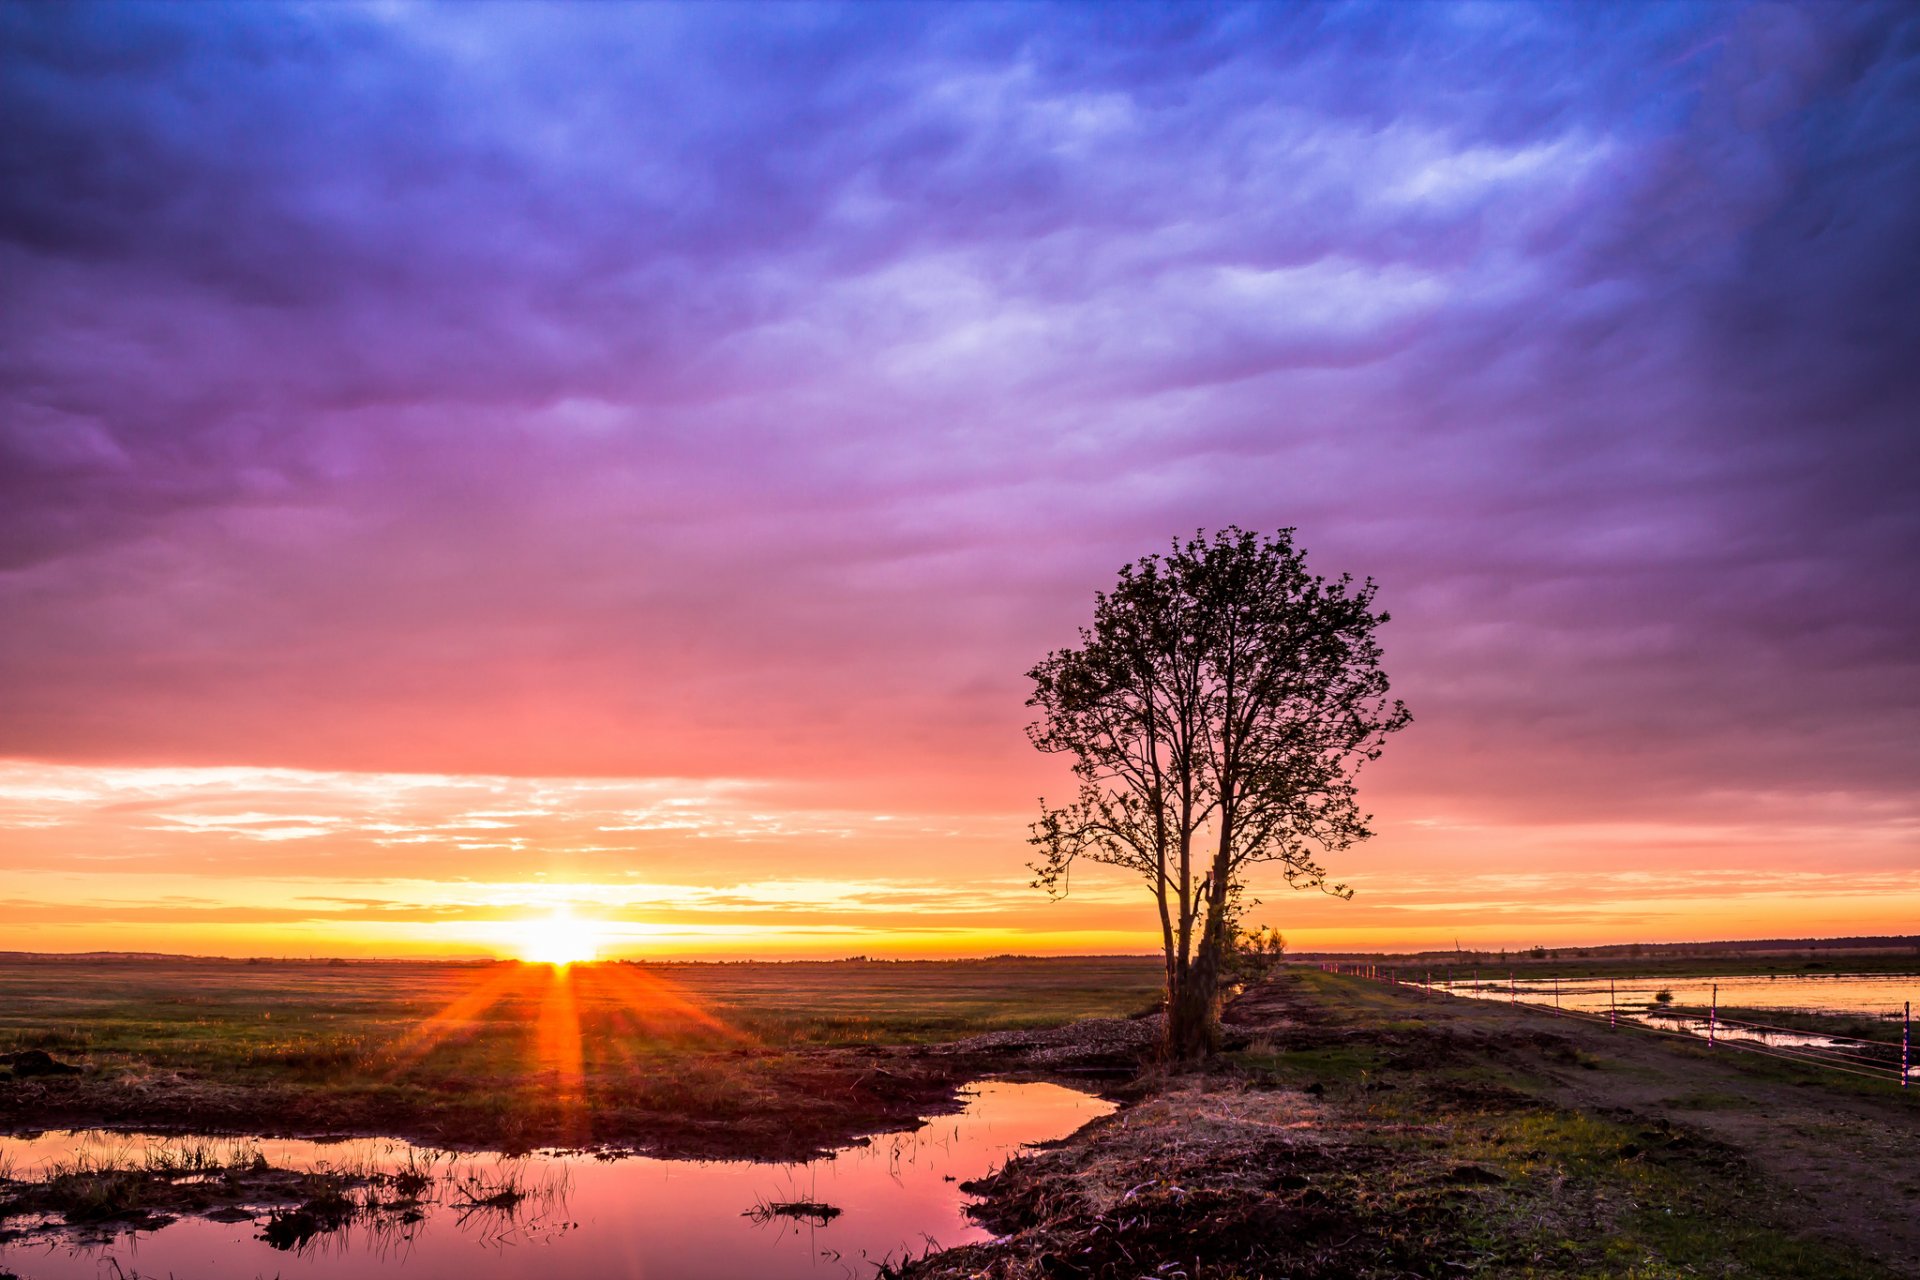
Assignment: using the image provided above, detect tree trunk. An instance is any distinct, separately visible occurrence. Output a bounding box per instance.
[1164,937,1221,1062]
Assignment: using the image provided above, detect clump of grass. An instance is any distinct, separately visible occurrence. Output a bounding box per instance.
[380,1146,439,1199]
[137,1136,260,1176]
[259,1178,356,1251]
[446,1158,564,1214]
[3,1027,93,1052]
[42,1168,150,1222]
[15,1137,278,1226]
[743,1196,841,1226]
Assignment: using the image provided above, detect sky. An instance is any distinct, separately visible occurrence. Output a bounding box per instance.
[3,2,1917,960]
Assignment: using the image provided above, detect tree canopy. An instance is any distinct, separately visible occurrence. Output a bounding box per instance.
[1026,527,1409,1058]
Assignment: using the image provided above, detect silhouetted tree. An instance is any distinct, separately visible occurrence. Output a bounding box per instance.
[1027,528,1409,1060]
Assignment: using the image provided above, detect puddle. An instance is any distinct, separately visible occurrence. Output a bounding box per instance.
[0,1079,1112,1279]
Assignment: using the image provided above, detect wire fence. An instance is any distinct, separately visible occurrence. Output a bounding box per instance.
[1317,962,1914,1087]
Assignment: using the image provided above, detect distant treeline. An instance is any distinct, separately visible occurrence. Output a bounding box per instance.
[1295,936,1920,963]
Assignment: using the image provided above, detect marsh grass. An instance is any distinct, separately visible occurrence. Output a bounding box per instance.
[446,1158,554,1210]
[4,1135,267,1225]
[1,1128,570,1255]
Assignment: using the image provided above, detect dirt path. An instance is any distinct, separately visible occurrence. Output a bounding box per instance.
[1240,973,1920,1274]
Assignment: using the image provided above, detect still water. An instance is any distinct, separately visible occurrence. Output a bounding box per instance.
[1435,970,1916,1074]
[0,1079,1112,1280]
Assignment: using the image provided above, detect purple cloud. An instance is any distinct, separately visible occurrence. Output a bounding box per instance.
[2,0,1915,872]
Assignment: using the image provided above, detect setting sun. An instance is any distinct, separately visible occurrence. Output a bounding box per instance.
[517,910,601,967]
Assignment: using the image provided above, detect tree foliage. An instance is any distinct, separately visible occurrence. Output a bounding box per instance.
[1026,527,1409,1058]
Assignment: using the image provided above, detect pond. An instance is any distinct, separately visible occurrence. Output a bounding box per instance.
[0,1079,1113,1280]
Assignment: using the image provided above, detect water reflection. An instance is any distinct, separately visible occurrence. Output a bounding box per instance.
[0,1079,1113,1279]
[1434,971,1916,1078]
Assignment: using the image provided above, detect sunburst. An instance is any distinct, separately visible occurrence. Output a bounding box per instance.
[517,909,601,967]
[380,936,752,1144]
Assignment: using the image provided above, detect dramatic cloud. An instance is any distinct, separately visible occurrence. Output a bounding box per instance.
[2,2,1916,953]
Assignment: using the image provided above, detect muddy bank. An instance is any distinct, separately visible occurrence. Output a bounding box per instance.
[0,1018,1154,1163]
[907,1081,1468,1280]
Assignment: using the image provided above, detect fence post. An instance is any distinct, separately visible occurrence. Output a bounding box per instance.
[1509,970,1515,1003]
[1554,977,1560,1010]
[1709,984,1717,1047]
[1610,977,1616,1029]
[1903,1001,1909,1088]
[1426,969,1432,996]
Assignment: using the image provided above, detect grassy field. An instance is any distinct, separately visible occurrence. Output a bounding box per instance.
[6,958,1917,1276]
[0,951,1159,1074]
[911,968,1918,1280]
[0,954,1164,1065]
[1230,973,1913,1276]
[0,955,1164,1157]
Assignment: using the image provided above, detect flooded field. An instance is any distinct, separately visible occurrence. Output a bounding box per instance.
[1440,969,1914,1016]
[0,1080,1112,1280]
[1435,970,1917,1079]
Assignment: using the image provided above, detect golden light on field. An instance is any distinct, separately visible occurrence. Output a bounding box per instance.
[378,954,754,1144]
[517,909,601,967]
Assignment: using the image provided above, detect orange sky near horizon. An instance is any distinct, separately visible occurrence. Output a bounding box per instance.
[5,759,1915,960]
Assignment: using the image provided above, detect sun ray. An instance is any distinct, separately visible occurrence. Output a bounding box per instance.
[380,962,539,1075]
[533,964,587,1141]
[372,912,754,1146]
[592,961,755,1044]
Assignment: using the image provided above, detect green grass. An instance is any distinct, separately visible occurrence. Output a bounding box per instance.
[0,954,1164,1078]
[0,955,1168,1153]
[1225,969,1905,1279]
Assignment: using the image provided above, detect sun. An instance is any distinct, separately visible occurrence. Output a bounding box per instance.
[517,910,601,967]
